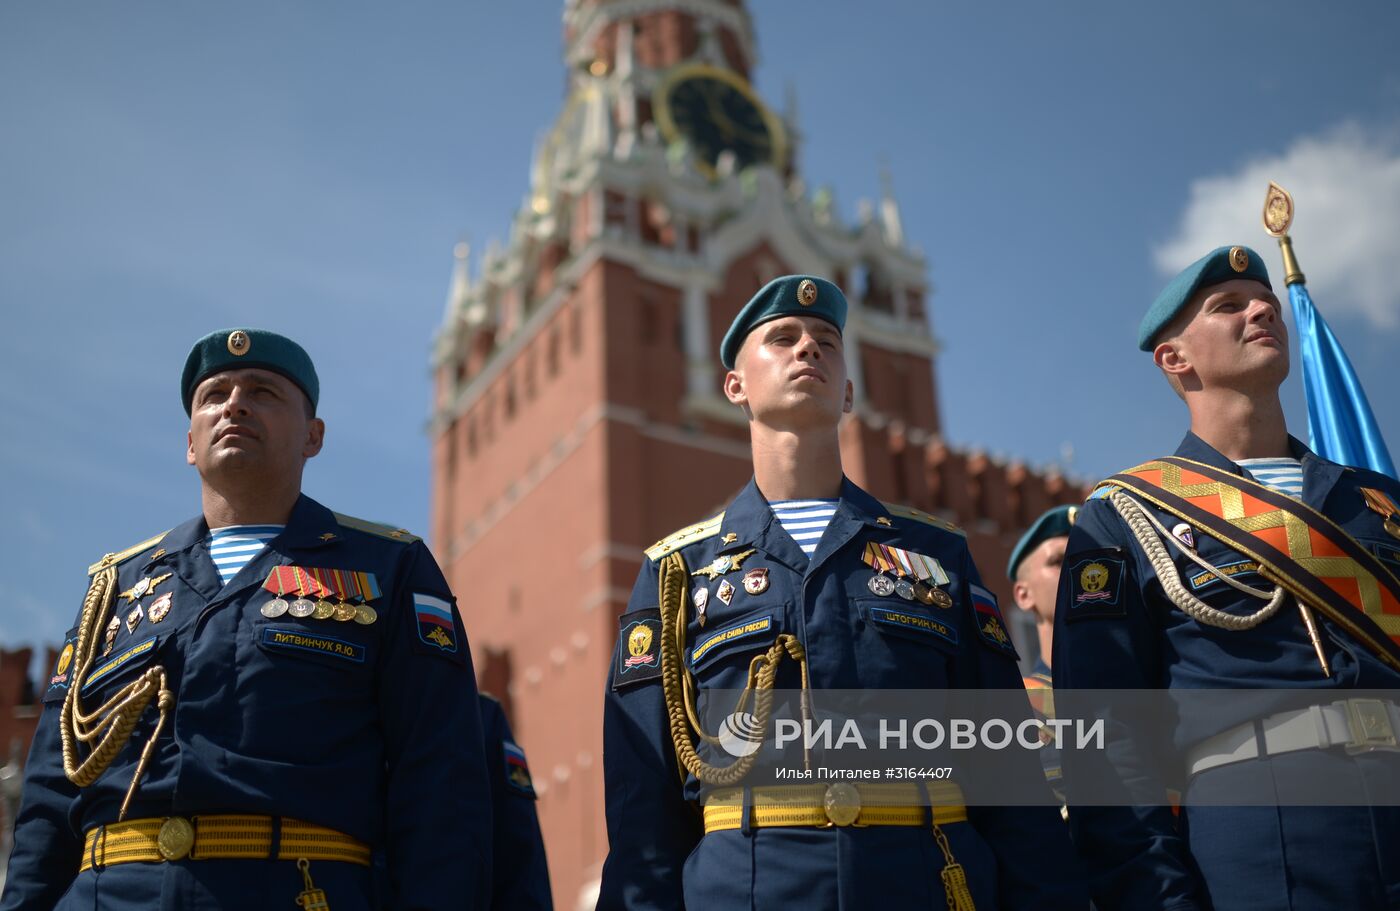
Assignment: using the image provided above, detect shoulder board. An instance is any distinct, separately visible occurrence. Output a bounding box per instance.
[333,512,421,543]
[882,503,965,537]
[88,531,169,576]
[645,513,725,562]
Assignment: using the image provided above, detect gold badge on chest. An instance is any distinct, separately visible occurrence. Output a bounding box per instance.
[691,548,757,581]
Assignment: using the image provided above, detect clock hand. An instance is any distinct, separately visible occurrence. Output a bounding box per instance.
[697,84,735,137]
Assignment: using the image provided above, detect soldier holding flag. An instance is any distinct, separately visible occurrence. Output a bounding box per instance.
[1054,233,1400,909]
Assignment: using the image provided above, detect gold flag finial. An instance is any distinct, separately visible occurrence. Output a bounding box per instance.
[1263,182,1294,237]
[1262,181,1305,285]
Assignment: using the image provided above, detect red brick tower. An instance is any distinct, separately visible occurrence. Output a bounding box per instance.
[429,2,1084,905]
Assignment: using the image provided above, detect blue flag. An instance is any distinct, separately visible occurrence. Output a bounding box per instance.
[1288,281,1397,478]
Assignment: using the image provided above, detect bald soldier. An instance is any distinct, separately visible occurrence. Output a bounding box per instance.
[1054,247,1400,910]
[598,276,1086,910]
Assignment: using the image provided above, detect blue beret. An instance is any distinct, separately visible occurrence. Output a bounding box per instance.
[1007,504,1077,580]
[181,328,320,415]
[720,275,848,369]
[1138,245,1272,351]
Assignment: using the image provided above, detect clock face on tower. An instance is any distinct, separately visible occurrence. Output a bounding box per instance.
[654,64,787,179]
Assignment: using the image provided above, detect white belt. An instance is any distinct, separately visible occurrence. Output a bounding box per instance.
[1186,698,1400,777]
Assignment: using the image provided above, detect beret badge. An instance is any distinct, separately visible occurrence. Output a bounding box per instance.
[227,330,251,356]
[1228,246,1249,273]
[797,279,818,307]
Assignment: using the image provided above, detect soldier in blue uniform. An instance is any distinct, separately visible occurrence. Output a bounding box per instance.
[1054,247,1400,910]
[1007,504,1077,803]
[1,329,492,910]
[478,693,553,911]
[598,276,1086,910]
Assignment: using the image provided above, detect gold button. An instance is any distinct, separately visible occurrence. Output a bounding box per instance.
[157,816,195,860]
[227,330,251,356]
[823,783,861,826]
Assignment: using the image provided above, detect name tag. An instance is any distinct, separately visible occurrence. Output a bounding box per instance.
[262,627,366,663]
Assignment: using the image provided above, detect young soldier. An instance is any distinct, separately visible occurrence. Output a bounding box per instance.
[1008,504,1077,801]
[599,276,1085,910]
[2,330,492,909]
[1054,247,1400,910]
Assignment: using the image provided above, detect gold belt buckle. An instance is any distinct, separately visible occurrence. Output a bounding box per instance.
[823,783,862,827]
[157,816,195,860]
[1344,699,1397,752]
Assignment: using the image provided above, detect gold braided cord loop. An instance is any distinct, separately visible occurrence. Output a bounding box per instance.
[656,552,973,910]
[1108,490,1288,630]
[1100,458,1400,670]
[658,552,811,786]
[60,565,174,820]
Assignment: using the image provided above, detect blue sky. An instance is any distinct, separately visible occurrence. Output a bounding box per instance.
[3,1,1398,657]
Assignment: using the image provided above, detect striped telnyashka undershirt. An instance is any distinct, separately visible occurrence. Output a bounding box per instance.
[769,499,839,557]
[1237,457,1305,500]
[207,525,284,585]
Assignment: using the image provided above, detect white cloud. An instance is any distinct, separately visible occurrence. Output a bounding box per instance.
[1155,123,1400,329]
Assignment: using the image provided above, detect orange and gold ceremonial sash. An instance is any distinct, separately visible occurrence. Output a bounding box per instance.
[1096,456,1400,672]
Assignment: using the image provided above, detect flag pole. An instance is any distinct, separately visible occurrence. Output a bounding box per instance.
[1261,180,1397,479]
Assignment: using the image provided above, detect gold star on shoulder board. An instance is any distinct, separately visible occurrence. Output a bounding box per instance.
[691,548,758,580]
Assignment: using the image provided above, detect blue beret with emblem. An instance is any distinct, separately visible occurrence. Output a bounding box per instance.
[1007,504,1077,580]
[1137,245,1272,351]
[720,275,848,369]
[181,328,320,415]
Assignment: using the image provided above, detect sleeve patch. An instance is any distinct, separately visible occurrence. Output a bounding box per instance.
[1066,550,1127,621]
[970,584,1019,659]
[411,592,466,665]
[414,592,457,652]
[503,741,537,797]
[613,609,663,689]
[44,628,79,703]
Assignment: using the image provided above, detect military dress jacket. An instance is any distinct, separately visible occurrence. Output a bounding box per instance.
[1,494,492,911]
[598,477,1086,911]
[1053,432,1400,910]
[479,694,553,911]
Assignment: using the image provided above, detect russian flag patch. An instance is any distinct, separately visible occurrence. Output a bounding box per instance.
[504,741,536,797]
[970,583,1019,659]
[414,593,458,653]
